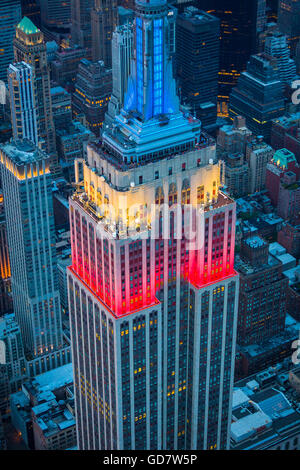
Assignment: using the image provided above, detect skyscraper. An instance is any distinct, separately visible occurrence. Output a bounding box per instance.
[13,18,58,174]
[91,0,119,66]
[0,139,70,376]
[277,0,300,57]
[68,0,239,450]
[8,62,39,146]
[236,236,288,346]
[105,23,134,125]
[72,59,112,136]
[0,0,21,83]
[229,53,285,142]
[71,0,93,57]
[196,0,267,117]
[176,7,220,128]
[265,30,298,85]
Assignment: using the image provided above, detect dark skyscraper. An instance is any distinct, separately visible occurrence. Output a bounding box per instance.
[20,0,41,27]
[195,0,267,117]
[73,59,112,135]
[229,53,285,142]
[0,0,21,83]
[176,6,220,128]
[91,0,119,67]
[71,0,93,58]
[277,0,300,57]
[236,236,288,346]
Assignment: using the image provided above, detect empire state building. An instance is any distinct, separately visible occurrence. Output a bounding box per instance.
[68,0,239,450]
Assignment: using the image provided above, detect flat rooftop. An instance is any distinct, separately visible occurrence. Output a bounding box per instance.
[0,140,47,166]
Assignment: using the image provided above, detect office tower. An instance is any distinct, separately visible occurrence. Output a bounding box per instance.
[246,136,274,193]
[69,0,239,450]
[0,193,12,316]
[91,0,119,66]
[39,0,71,32]
[52,46,87,89]
[278,222,300,258]
[105,24,134,125]
[73,59,112,136]
[277,0,300,57]
[71,0,93,57]
[229,53,285,142]
[0,139,70,376]
[176,7,220,128]
[266,149,300,206]
[0,313,27,414]
[265,31,298,85]
[14,18,58,174]
[266,0,279,22]
[20,0,41,28]
[221,154,249,199]
[51,87,73,130]
[217,116,252,155]
[271,113,300,164]
[296,40,300,74]
[196,0,267,117]
[8,62,39,146]
[0,1,22,83]
[236,236,288,346]
[277,173,300,220]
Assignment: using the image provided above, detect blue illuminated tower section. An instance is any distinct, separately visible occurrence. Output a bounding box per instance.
[125,0,179,120]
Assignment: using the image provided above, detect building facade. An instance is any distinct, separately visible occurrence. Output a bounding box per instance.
[14,17,58,174]
[68,0,239,450]
[230,54,285,142]
[91,0,119,67]
[0,140,64,366]
[176,7,220,128]
[8,62,39,146]
[0,0,22,83]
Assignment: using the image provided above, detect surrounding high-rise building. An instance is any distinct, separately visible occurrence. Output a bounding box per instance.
[39,0,71,38]
[20,0,41,28]
[8,62,39,147]
[0,0,22,83]
[271,113,300,164]
[229,53,285,142]
[0,139,69,375]
[68,0,239,450]
[0,313,27,414]
[217,116,252,156]
[246,136,274,193]
[277,172,300,220]
[14,17,58,174]
[71,0,93,57]
[176,7,220,128]
[196,0,267,117]
[105,23,134,125]
[72,59,112,136]
[265,31,298,85]
[266,148,300,206]
[51,46,87,89]
[91,0,119,66]
[277,0,300,57]
[235,236,288,346]
[0,193,12,316]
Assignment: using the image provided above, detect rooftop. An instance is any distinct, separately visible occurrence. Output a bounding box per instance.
[0,140,47,166]
[17,17,40,35]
